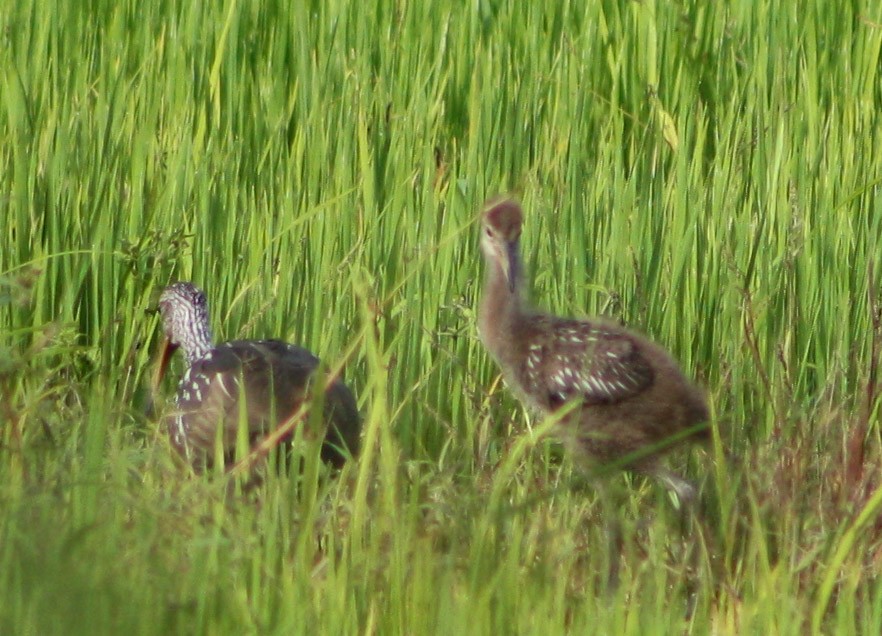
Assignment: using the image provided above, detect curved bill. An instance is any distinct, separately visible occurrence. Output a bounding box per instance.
[506,241,519,292]
[152,335,178,398]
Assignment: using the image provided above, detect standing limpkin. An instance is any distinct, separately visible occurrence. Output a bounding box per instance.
[154,282,361,470]
[478,198,709,502]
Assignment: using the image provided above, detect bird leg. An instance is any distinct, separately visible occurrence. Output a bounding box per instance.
[640,463,716,620]
[594,482,624,595]
[646,465,697,511]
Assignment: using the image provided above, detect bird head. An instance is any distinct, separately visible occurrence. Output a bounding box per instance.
[153,281,213,393]
[481,198,524,292]
[157,282,210,347]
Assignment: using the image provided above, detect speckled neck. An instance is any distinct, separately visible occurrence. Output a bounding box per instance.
[182,324,214,366]
[170,306,214,366]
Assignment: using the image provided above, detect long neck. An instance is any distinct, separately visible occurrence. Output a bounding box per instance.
[479,243,526,360]
[180,320,214,365]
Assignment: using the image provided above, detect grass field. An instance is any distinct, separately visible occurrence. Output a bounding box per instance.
[2,0,882,633]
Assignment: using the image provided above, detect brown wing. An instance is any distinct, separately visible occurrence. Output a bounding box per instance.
[237,341,361,465]
[227,340,321,424]
[521,318,654,409]
[168,340,319,464]
[321,379,362,466]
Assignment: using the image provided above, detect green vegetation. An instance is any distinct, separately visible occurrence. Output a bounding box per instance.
[2,0,882,633]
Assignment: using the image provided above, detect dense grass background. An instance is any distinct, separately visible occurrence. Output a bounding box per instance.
[2,0,882,633]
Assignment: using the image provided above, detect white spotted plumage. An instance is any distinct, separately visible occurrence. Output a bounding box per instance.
[506,317,654,411]
[478,197,709,506]
[156,281,362,469]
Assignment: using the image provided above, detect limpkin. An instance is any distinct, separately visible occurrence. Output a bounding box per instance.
[478,198,709,502]
[154,281,361,470]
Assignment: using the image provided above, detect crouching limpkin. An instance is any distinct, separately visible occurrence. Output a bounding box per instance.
[154,282,361,470]
[478,198,709,503]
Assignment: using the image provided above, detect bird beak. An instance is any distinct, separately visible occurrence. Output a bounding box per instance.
[152,335,178,397]
[505,241,519,293]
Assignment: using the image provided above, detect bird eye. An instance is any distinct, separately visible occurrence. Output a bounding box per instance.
[484,228,493,237]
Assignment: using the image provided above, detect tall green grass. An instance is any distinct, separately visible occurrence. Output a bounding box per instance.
[2,0,882,633]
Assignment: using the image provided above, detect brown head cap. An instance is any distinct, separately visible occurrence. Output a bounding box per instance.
[482,198,524,242]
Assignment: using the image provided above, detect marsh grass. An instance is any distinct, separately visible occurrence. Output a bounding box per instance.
[2,0,882,633]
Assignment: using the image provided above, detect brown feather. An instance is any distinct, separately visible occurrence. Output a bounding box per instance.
[157,282,360,471]
[478,199,709,499]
